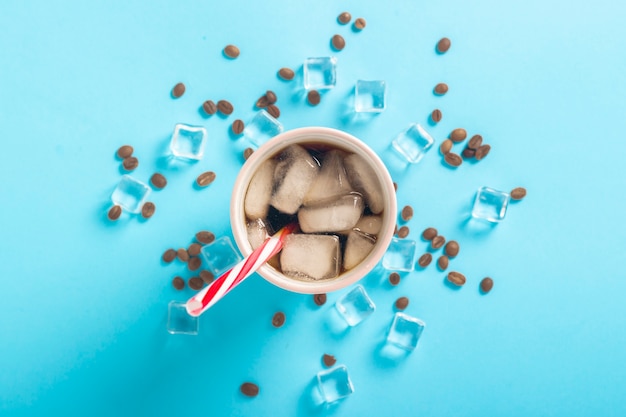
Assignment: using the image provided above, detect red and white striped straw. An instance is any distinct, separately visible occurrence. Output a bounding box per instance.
[186,223,297,317]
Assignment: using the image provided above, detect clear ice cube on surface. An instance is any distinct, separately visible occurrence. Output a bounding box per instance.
[243,110,283,148]
[387,312,425,351]
[391,123,434,164]
[382,237,416,272]
[354,80,387,113]
[471,186,510,222]
[167,301,199,335]
[270,144,319,215]
[280,234,340,280]
[246,218,269,250]
[317,365,354,403]
[244,158,277,219]
[335,285,375,326]
[303,150,353,205]
[343,154,384,214]
[343,230,376,270]
[111,175,151,214]
[169,123,207,160]
[304,57,337,90]
[200,236,243,277]
[298,194,364,233]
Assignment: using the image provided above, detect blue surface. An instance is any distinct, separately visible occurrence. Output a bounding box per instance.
[2,1,626,416]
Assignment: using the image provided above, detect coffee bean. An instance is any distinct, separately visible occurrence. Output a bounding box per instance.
[393,182,398,192]
[395,296,409,310]
[116,145,133,159]
[223,44,240,59]
[397,226,410,238]
[172,276,185,290]
[150,173,167,189]
[440,139,453,155]
[447,271,466,286]
[172,82,185,98]
[401,205,414,222]
[353,17,366,30]
[431,235,446,249]
[431,109,442,123]
[265,90,277,104]
[437,255,449,271]
[468,134,483,150]
[232,119,244,135]
[188,256,202,271]
[322,354,336,367]
[240,382,259,397]
[162,248,177,263]
[202,100,217,115]
[188,276,203,290]
[475,144,491,160]
[510,187,527,201]
[422,227,438,241]
[436,37,451,53]
[107,205,122,221]
[389,272,401,285]
[196,171,216,187]
[444,240,460,257]
[307,90,321,106]
[272,311,286,328]
[255,95,269,108]
[122,156,139,171]
[444,152,463,167]
[338,11,351,24]
[331,34,345,51]
[434,83,448,95]
[461,148,476,159]
[480,277,494,293]
[217,100,234,115]
[199,270,215,284]
[417,253,432,268]
[313,293,327,306]
[243,147,254,160]
[188,243,202,257]
[177,248,189,262]
[141,202,155,219]
[278,67,295,80]
[266,104,280,118]
[196,230,215,244]
[450,128,467,142]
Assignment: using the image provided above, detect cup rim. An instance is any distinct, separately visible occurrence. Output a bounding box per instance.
[230,127,397,294]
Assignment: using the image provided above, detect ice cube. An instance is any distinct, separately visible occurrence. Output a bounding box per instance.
[471,186,510,222]
[354,80,387,113]
[303,150,353,205]
[280,234,340,280]
[244,158,277,219]
[270,145,319,215]
[200,236,243,277]
[335,285,375,326]
[353,215,382,236]
[246,218,269,250]
[317,365,354,403]
[391,124,434,164]
[343,230,376,270]
[304,57,337,90]
[298,194,364,233]
[243,110,283,148]
[386,312,425,351]
[169,123,207,160]
[382,237,416,272]
[111,175,151,214]
[167,301,199,335]
[343,154,384,214]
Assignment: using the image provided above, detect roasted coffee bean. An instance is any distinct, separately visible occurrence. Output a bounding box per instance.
[462,148,476,159]
[196,171,216,187]
[223,44,240,59]
[202,100,217,115]
[141,202,155,219]
[475,144,491,160]
[217,100,234,115]
[447,271,466,286]
[255,95,269,108]
[480,277,494,293]
[107,205,122,221]
[440,139,453,155]
[172,276,185,290]
[322,354,336,367]
[510,187,527,201]
[278,67,295,80]
[265,90,277,104]
[431,235,446,249]
[417,253,432,268]
[450,128,467,142]
[397,226,410,238]
[468,134,483,150]
[313,293,327,306]
[431,109,442,123]
[401,205,414,222]
[122,156,139,171]
[331,34,345,51]
[444,152,463,167]
[240,382,259,397]
[437,37,451,53]
[116,145,133,159]
[437,255,449,271]
[353,17,366,30]
[232,119,244,135]
[199,270,215,284]
[172,82,185,98]
[389,272,401,286]
[188,256,202,271]
[177,248,189,262]
[188,243,202,257]
[445,241,460,257]
[162,248,177,263]
[338,11,351,24]
[395,296,409,310]
[150,173,167,189]
[188,276,203,290]
[243,147,254,160]
[196,230,215,244]
[434,83,448,95]
[393,182,398,191]
[266,104,280,118]
[307,90,321,106]
[422,227,438,241]
[272,311,286,328]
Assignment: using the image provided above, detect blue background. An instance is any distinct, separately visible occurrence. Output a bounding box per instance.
[2,1,626,416]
